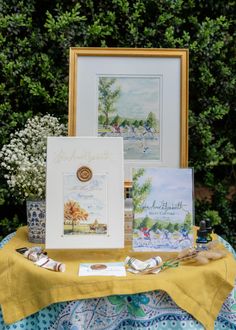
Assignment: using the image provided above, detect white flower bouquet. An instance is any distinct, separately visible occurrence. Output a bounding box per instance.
[0,114,66,201]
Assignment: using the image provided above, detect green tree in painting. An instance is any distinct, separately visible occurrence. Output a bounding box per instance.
[133,168,151,214]
[139,216,153,230]
[166,222,175,233]
[98,114,106,126]
[133,218,142,230]
[183,212,192,231]
[146,112,158,131]
[111,114,122,126]
[174,223,180,231]
[138,119,144,127]
[150,221,163,232]
[133,120,140,128]
[98,78,121,127]
[150,222,159,232]
[121,118,130,127]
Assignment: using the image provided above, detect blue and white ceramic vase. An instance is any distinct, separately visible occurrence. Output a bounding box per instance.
[26,200,46,244]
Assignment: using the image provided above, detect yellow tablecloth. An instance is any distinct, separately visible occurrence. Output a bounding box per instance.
[0,226,235,330]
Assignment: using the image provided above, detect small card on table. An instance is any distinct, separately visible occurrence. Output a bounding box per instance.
[78,262,126,276]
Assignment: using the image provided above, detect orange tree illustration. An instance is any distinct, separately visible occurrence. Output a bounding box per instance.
[64,200,88,232]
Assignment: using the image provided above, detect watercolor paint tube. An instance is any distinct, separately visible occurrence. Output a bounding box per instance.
[24,250,43,262]
[125,256,162,271]
[23,247,46,262]
[35,257,65,272]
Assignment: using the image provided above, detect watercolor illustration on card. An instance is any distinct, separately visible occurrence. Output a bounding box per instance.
[63,174,108,235]
[97,76,161,161]
[132,168,194,252]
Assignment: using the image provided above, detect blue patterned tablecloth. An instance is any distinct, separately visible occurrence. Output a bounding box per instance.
[0,233,235,330]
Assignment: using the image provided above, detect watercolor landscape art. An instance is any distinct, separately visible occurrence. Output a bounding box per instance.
[63,174,108,236]
[132,168,194,252]
[98,76,161,161]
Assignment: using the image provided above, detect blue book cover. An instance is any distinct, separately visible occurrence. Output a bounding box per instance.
[132,168,194,252]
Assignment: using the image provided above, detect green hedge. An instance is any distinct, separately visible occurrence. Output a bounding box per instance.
[0,0,235,247]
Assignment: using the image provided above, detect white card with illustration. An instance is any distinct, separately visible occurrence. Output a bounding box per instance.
[132,167,194,252]
[46,136,124,249]
[63,174,108,236]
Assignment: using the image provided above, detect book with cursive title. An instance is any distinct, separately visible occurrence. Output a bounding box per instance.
[132,168,194,252]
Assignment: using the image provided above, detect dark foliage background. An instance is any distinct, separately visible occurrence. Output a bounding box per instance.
[0,0,235,247]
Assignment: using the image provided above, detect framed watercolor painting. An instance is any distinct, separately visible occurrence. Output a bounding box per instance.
[68,48,189,179]
[132,167,194,252]
[46,136,124,249]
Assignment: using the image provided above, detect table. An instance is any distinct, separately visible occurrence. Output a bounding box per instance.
[0,232,236,330]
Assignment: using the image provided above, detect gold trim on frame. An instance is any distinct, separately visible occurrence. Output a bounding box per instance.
[68,47,189,167]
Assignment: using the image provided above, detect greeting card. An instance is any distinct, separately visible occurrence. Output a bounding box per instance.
[132,168,194,252]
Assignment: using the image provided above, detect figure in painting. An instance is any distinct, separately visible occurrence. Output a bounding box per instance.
[98,76,160,160]
[132,168,194,251]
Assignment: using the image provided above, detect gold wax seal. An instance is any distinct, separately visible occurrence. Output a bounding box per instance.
[77,166,92,182]
[90,264,107,270]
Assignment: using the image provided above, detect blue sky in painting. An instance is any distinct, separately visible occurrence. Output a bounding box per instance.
[63,174,107,223]
[134,168,193,221]
[101,76,160,120]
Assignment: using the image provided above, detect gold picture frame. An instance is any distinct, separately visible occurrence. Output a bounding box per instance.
[68,47,189,179]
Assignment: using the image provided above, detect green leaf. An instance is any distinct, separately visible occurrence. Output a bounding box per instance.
[231,303,236,312]
[127,305,146,317]
[107,295,123,305]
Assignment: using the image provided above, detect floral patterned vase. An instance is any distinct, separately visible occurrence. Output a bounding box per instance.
[26,200,46,244]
